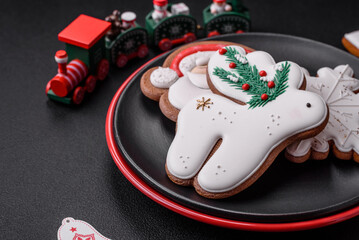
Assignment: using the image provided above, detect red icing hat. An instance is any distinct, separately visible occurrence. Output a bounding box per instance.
[213,0,226,3]
[153,0,168,6]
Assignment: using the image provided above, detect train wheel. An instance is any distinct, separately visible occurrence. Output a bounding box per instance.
[85,75,97,93]
[184,33,196,43]
[159,38,172,51]
[236,30,244,34]
[137,45,149,58]
[208,30,220,38]
[72,86,85,105]
[97,59,110,81]
[116,54,128,68]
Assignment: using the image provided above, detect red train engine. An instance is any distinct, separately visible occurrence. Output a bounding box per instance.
[46,15,111,104]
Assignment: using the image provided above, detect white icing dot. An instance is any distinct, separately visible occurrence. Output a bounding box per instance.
[150,67,178,88]
[275,64,284,71]
[227,74,239,82]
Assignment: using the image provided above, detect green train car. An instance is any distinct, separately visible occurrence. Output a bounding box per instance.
[105,11,149,68]
[145,3,197,51]
[203,0,251,37]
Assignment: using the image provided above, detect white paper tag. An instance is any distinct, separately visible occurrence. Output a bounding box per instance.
[57,217,111,240]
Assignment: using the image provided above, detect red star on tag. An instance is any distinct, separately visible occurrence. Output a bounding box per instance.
[70,227,77,232]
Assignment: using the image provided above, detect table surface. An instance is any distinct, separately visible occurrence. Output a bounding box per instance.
[1,0,359,239]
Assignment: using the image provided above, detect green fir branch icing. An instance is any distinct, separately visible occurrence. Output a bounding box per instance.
[213,47,290,109]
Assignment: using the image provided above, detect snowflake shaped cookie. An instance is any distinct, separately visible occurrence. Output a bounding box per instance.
[286,65,359,163]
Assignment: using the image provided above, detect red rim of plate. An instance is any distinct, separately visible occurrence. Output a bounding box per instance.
[105,54,359,232]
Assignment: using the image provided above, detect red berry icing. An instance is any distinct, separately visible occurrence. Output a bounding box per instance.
[219,48,227,55]
[242,83,250,91]
[229,62,236,68]
[261,93,268,100]
[259,70,267,77]
[267,81,275,88]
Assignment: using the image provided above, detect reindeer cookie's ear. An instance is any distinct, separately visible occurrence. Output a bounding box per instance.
[207,46,304,107]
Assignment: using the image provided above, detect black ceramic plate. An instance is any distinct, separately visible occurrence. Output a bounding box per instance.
[112,33,359,223]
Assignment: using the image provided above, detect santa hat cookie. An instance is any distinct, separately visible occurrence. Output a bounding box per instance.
[140,41,254,122]
[165,45,328,199]
[342,30,359,58]
[286,65,359,163]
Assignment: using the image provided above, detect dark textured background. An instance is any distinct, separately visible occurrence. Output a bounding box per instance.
[1,0,359,239]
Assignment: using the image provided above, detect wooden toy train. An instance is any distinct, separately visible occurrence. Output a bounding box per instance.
[46,0,250,105]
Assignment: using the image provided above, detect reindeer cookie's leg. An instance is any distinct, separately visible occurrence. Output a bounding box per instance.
[166,95,223,183]
[195,137,265,197]
[166,121,220,183]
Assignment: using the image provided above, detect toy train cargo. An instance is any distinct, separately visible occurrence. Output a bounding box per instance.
[203,0,251,37]
[105,10,149,68]
[146,3,197,51]
[46,1,251,105]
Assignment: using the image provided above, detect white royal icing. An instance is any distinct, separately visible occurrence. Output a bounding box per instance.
[168,51,215,110]
[166,48,328,193]
[287,65,359,157]
[150,67,178,88]
[186,71,209,89]
[334,64,354,77]
[345,30,359,49]
[179,51,214,76]
[168,75,212,109]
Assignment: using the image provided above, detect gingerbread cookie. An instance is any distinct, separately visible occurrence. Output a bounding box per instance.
[342,30,359,58]
[166,45,328,199]
[140,41,254,122]
[286,65,359,163]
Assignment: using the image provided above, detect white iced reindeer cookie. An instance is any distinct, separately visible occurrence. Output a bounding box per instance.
[166,46,328,199]
[286,65,359,163]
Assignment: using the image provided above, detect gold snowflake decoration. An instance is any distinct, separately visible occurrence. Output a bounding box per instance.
[196,97,213,111]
